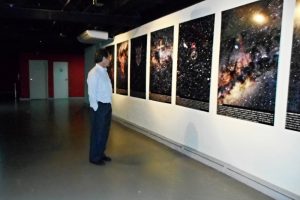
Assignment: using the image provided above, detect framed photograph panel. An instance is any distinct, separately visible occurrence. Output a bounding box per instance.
[149,26,174,103]
[176,14,215,111]
[217,0,283,125]
[130,35,147,99]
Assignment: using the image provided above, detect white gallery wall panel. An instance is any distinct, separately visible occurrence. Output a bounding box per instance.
[103,0,300,198]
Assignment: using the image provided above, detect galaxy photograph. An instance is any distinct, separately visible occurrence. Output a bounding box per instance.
[130,35,147,99]
[106,45,115,93]
[116,41,128,95]
[176,14,215,111]
[217,0,283,125]
[149,26,174,103]
[286,0,300,131]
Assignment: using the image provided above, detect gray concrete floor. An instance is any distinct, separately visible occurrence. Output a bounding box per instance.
[0,99,273,200]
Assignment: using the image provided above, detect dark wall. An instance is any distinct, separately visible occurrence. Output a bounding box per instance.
[0,53,19,101]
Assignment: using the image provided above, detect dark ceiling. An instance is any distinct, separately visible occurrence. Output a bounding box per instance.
[0,0,204,54]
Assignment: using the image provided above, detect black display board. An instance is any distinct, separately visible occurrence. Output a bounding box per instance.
[130,35,147,99]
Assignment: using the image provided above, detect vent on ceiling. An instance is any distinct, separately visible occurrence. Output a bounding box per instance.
[77,30,109,44]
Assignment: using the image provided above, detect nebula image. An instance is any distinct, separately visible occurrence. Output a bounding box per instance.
[217,0,283,124]
[106,45,115,92]
[150,26,174,103]
[116,41,128,95]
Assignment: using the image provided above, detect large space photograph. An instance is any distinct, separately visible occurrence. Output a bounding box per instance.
[130,35,147,99]
[116,41,128,95]
[149,26,174,103]
[176,14,215,111]
[217,0,283,125]
[106,45,115,92]
[286,0,300,131]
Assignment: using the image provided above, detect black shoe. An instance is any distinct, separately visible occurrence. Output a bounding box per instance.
[90,160,105,165]
[102,155,112,162]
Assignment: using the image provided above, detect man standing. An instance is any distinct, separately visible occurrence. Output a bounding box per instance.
[87,48,112,165]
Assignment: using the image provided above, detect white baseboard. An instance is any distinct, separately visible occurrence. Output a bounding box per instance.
[113,115,299,200]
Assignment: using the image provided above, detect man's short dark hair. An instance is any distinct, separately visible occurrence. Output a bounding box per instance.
[95,48,109,63]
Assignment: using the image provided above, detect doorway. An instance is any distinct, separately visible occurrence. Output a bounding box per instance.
[29,60,48,99]
[53,62,69,98]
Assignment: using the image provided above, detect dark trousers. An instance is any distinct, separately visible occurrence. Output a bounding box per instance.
[89,102,112,162]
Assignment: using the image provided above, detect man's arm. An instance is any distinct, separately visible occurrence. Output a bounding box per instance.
[87,72,98,111]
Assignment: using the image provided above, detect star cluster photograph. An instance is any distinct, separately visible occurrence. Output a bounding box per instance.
[176,14,215,111]
[106,45,115,92]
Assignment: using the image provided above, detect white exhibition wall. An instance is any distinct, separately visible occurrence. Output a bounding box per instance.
[102,0,300,198]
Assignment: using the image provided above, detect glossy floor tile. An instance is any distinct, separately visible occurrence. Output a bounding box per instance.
[0,99,273,200]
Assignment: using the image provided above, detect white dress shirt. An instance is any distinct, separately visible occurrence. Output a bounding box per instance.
[87,64,112,111]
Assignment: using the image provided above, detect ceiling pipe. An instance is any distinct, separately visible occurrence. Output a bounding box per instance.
[0,6,141,26]
[61,0,71,11]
